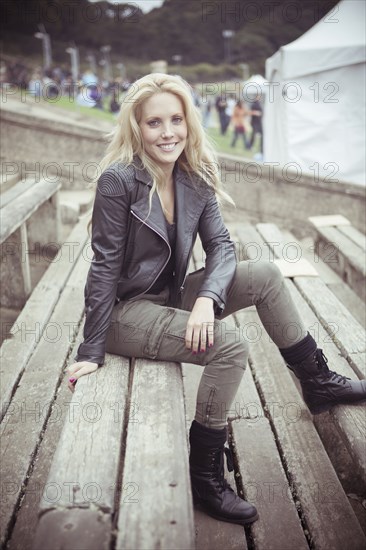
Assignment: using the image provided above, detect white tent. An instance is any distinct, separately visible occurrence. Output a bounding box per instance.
[264,0,365,186]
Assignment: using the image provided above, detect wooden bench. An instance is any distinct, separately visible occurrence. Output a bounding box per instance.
[0,215,91,547]
[0,215,194,550]
[308,215,366,302]
[0,165,21,195]
[1,176,38,208]
[0,177,61,309]
[2,219,365,550]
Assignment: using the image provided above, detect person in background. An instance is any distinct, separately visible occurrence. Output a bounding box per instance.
[225,94,236,121]
[215,94,229,134]
[248,94,263,154]
[110,86,120,115]
[230,100,250,150]
[28,67,43,98]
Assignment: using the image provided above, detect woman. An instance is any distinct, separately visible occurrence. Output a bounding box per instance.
[67,74,366,527]
[230,99,249,150]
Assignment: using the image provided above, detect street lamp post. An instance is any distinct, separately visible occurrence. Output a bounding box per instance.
[240,63,250,82]
[34,24,52,71]
[222,29,235,64]
[116,63,125,80]
[100,45,112,83]
[172,55,182,65]
[66,45,80,92]
[86,53,97,74]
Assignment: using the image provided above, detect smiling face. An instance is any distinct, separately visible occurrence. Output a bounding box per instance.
[138,92,188,174]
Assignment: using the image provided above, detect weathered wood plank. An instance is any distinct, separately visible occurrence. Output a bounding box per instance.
[228,224,309,549]
[38,353,130,512]
[19,222,32,296]
[0,250,90,547]
[280,229,366,328]
[235,224,273,263]
[32,508,112,550]
[0,177,36,209]
[252,224,366,481]
[315,227,366,275]
[312,225,366,300]
[229,323,309,550]
[308,214,366,251]
[117,358,195,550]
[0,170,21,194]
[327,283,366,328]
[256,223,366,378]
[295,276,366,378]
[308,215,351,228]
[0,226,31,308]
[234,308,366,550]
[234,224,364,543]
[285,281,366,486]
[182,361,248,550]
[8,326,86,550]
[338,225,366,251]
[0,216,89,422]
[235,223,366,546]
[0,178,61,243]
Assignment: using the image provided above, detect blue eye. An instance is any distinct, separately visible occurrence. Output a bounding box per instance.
[173,117,183,123]
[148,120,159,127]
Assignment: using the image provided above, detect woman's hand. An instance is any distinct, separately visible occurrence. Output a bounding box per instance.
[185,297,215,354]
[66,361,99,392]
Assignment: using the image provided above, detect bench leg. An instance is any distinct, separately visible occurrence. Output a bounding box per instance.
[1,225,31,308]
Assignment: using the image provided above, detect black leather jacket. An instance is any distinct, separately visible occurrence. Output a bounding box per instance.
[75,158,237,365]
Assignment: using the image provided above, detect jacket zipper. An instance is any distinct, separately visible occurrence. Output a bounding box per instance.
[129,210,171,298]
[179,241,196,294]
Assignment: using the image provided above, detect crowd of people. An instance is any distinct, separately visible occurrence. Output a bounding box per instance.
[1,59,263,156]
[0,60,131,115]
[214,93,263,157]
[193,88,264,159]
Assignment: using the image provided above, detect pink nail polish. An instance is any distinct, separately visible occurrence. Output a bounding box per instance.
[69,377,76,383]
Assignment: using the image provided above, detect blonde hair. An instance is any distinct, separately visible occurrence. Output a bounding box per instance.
[88,73,234,232]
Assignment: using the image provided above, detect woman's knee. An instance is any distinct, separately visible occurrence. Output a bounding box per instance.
[252,259,283,283]
[213,318,249,365]
[251,260,284,295]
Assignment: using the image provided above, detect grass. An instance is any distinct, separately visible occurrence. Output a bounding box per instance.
[51,95,116,122]
[206,126,259,159]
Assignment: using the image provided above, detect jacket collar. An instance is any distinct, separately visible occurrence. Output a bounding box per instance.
[131,157,209,268]
[133,156,152,186]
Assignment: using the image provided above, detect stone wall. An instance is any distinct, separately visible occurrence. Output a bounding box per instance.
[1,104,364,237]
[1,102,109,190]
[218,154,365,238]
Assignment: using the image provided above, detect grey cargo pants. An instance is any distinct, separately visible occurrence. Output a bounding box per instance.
[105,260,307,428]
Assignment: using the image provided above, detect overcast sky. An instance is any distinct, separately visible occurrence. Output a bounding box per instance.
[89,0,164,12]
[131,0,164,12]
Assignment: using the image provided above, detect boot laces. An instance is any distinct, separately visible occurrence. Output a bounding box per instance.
[315,349,350,385]
[208,445,234,494]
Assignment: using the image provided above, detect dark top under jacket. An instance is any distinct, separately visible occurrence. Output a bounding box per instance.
[149,218,176,294]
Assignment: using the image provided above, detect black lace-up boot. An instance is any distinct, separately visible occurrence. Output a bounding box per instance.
[287,348,366,414]
[189,420,259,525]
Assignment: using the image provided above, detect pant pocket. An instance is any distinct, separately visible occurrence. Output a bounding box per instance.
[143,307,177,359]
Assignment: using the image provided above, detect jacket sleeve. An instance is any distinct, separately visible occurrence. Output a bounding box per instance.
[74,171,130,365]
[196,192,237,315]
